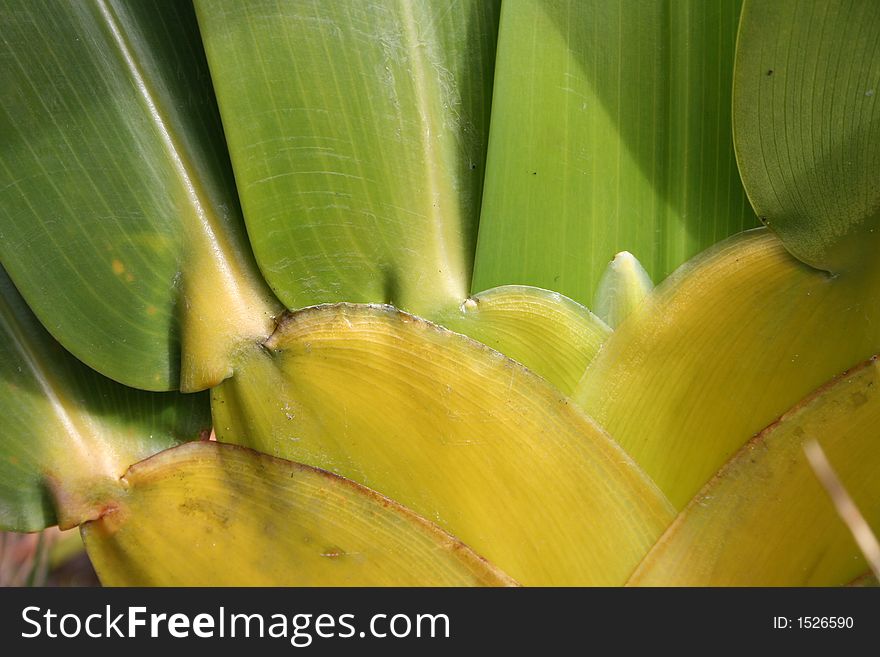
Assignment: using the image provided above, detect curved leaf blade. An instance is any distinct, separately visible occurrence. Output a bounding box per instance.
[573,229,880,508]
[733,0,880,272]
[0,0,279,391]
[195,0,500,318]
[629,358,880,586]
[0,268,210,532]
[83,442,517,586]
[213,303,675,586]
[435,285,611,394]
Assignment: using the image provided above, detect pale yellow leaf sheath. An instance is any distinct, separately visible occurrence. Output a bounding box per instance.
[82,442,517,587]
[436,285,611,395]
[629,357,880,586]
[213,303,675,586]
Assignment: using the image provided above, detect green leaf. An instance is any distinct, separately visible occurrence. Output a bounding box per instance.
[0,267,210,532]
[435,285,610,394]
[0,0,280,392]
[212,303,675,586]
[83,442,517,586]
[195,0,500,318]
[472,0,756,307]
[733,0,880,273]
[573,229,880,509]
[629,357,880,586]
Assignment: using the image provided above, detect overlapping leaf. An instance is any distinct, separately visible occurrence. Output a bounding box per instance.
[83,442,517,586]
[0,268,210,532]
[212,303,675,586]
[734,0,880,272]
[195,0,500,319]
[630,357,880,585]
[435,285,610,394]
[473,0,755,307]
[0,0,279,392]
[574,229,880,508]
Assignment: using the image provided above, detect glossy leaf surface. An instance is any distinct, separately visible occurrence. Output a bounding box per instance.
[574,229,880,508]
[213,303,675,586]
[630,358,880,586]
[436,285,610,394]
[196,0,500,318]
[0,0,279,392]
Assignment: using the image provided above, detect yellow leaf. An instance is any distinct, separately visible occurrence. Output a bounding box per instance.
[436,285,610,394]
[82,442,516,586]
[629,357,880,586]
[574,229,880,508]
[213,303,675,585]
